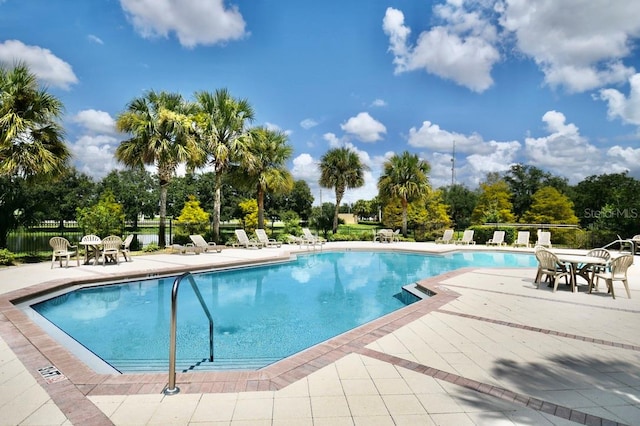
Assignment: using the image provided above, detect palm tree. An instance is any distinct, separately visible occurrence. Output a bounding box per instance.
[193,89,254,241]
[377,151,431,237]
[0,63,70,178]
[115,91,202,248]
[241,126,294,229]
[319,147,368,234]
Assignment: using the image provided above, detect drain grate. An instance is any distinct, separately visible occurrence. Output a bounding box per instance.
[37,366,67,384]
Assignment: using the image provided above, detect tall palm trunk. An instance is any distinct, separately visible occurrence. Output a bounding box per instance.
[401,197,408,237]
[212,170,223,242]
[333,186,345,234]
[158,183,168,248]
[257,185,265,229]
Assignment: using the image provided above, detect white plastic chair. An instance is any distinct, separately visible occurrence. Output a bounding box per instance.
[594,254,633,299]
[190,234,223,252]
[234,229,263,249]
[513,231,530,248]
[49,237,79,269]
[486,231,505,246]
[455,230,476,245]
[435,229,454,244]
[255,229,281,247]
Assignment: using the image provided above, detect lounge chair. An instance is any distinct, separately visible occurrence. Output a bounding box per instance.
[49,237,79,269]
[534,247,570,292]
[121,234,134,261]
[486,230,506,246]
[234,229,263,249]
[101,235,123,265]
[255,229,281,248]
[455,230,476,245]
[512,231,530,248]
[190,234,223,253]
[536,231,552,248]
[171,243,202,255]
[374,229,393,243]
[435,229,454,244]
[593,254,634,299]
[302,228,326,245]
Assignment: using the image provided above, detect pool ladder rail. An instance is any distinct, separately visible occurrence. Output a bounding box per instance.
[164,272,214,396]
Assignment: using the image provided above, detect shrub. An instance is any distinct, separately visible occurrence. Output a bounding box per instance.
[77,190,125,237]
[0,249,16,266]
[142,243,160,253]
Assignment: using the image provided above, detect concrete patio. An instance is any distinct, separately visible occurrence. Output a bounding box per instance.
[0,242,638,425]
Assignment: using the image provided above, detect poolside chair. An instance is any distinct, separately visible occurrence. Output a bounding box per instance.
[512,231,530,248]
[171,243,202,254]
[255,229,281,248]
[49,237,79,269]
[486,230,506,246]
[374,229,393,243]
[455,230,476,245]
[302,228,326,245]
[234,229,263,249]
[190,234,223,253]
[593,254,634,299]
[536,231,552,248]
[286,234,304,245]
[435,229,454,244]
[582,248,611,290]
[101,235,123,265]
[534,248,571,292]
[120,234,134,261]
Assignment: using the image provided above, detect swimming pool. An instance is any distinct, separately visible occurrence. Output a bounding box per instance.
[28,250,536,373]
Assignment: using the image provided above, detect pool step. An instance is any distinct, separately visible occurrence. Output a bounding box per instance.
[109,357,281,373]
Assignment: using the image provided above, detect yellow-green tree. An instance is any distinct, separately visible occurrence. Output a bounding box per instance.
[175,195,209,236]
[239,199,258,233]
[521,186,579,224]
[470,175,515,225]
[76,190,125,237]
[382,190,450,239]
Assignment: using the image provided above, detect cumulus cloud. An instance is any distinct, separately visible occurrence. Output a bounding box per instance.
[599,73,640,126]
[88,35,104,45]
[408,121,494,155]
[72,109,117,134]
[71,134,121,178]
[499,0,640,92]
[383,5,500,93]
[119,0,247,48]
[300,118,318,129]
[0,40,77,89]
[340,112,386,142]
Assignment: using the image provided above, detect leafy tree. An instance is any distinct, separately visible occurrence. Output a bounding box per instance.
[100,168,155,227]
[238,198,258,233]
[239,126,294,229]
[440,184,477,230]
[0,63,70,178]
[522,186,579,225]
[319,147,368,234]
[377,151,431,237]
[504,164,569,220]
[309,202,336,239]
[116,90,202,247]
[194,89,255,241]
[352,199,371,220]
[280,210,302,236]
[76,191,125,237]
[470,174,515,224]
[175,195,209,236]
[266,179,314,221]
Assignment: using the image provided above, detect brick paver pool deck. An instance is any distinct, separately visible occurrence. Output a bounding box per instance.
[1,242,638,425]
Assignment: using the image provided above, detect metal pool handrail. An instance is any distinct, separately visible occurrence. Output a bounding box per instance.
[164,272,214,396]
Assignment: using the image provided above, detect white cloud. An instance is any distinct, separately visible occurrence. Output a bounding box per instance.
[599,73,640,126]
[263,122,292,136]
[0,40,77,89]
[88,35,104,45]
[383,6,500,93]
[71,134,121,178]
[323,132,344,148]
[499,0,640,92]
[408,121,494,155]
[340,112,386,143]
[119,0,247,48]
[370,99,387,107]
[72,109,117,134]
[300,118,318,129]
[606,146,640,174]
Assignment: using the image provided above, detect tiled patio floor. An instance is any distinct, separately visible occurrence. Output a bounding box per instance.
[1,242,638,425]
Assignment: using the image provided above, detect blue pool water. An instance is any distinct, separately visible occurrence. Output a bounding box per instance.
[31,251,536,372]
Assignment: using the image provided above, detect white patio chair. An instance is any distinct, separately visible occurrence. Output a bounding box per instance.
[49,237,79,269]
[121,234,134,261]
[101,235,123,265]
[486,230,506,246]
[302,228,326,245]
[512,231,530,248]
[455,230,476,245]
[234,229,263,249]
[255,229,281,247]
[435,229,454,244]
[534,248,571,292]
[593,254,634,299]
[536,231,552,248]
[190,234,223,253]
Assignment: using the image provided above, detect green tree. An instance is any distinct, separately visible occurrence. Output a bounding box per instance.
[440,184,477,230]
[470,174,515,225]
[175,195,210,236]
[115,90,203,248]
[319,147,368,233]
[522,186,579,225]
[100,168,155,227]
[377,151,431,237]
[194,89,255,242]
[266,179,314,221]
[240,127,293,229]
[310,202,336,239]
[238,198,258,233]
[352,199,371,220]
[0,63,70,178]
[76,191,125,237]
[504,164,569,220]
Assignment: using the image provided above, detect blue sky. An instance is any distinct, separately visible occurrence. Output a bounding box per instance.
[2,0,640,205]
